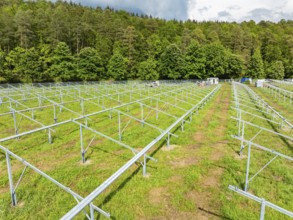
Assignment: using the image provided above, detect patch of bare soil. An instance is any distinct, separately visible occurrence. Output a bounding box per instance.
[16,201,25,208]
[192,132,205,143]
[0,187,8,194]
[149,187,169,205]
[168,175,183,183]
[186,190,221,220]
[63,139,78,148]
[209,141,228,161]
[187,86,231,218]
[234,153,247,160]
[142,211,197,220]
[79,159,92,166]
[170,156,198,168]
[201,167,224,188]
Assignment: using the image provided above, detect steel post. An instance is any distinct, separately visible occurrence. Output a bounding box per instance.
[53,105,57,123]
[12,110,18,135]
[90,204,95,220]
[141,103,144,127]
[238,111,241,137]
[80,124,85,163]
[118,112,122,141]
[260,199,266,220]
[244,142,251,191]
[6,152,17,206]
[240,122,245,155]
[143,154,147,176]
[156,99,158,120]
[48,129,52,144]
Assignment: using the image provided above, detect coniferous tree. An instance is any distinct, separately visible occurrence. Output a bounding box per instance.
[14,9,33,49]
[247,48,265,79]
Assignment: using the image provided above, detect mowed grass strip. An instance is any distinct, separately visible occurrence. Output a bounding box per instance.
[0,84,216,219]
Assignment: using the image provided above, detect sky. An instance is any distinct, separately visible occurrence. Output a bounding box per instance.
[55,0,293,22]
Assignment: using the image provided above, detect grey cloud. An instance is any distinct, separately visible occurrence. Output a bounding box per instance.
[243,8,293,22]
[58,0,189,20]
[228,5,240,11]
[198,6,209,14]
[218,11,231,17]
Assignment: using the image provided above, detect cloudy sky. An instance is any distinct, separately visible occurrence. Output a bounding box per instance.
[56,0,293,22]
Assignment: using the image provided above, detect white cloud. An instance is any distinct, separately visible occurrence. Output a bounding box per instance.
[51,0,189,20]
[188,0,293,22]
[50,0,293,22]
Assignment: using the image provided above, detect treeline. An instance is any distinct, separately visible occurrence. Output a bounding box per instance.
[0,0,292,82]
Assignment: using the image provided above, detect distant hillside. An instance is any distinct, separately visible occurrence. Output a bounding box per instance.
[0,0,292,82]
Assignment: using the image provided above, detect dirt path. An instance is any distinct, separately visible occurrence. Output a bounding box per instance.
[190,84,231,219]
[146,84,232,219]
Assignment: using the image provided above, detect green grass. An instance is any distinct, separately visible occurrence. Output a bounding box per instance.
[0,83,292,220]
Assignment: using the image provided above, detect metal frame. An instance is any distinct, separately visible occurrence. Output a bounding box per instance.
[229,82,293,219]
[228,186,293,220]
[61,84,220,219]
[263,82,293,105]
[0,81,220,219]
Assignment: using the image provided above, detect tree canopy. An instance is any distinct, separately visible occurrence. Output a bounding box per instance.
[0,0,292,82]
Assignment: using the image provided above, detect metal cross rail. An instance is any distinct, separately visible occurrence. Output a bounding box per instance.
[271,79,293,87]
[232,135,293,191]
[0,84,187,137]
[60,84,221,219]
[232,82,292,155]
[263,82,293,105]
[235,82,292,128]
[0,144,110,218]
[228,185,293,220]
[0,81,219,219]
[229,82,293,220]
[0,84,197,145]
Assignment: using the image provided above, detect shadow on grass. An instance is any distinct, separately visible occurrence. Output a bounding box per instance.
[246,90,293,152]
[95,141,166,220]
[96,165,141,220]
[210,163,246,189]
[88,101,214,219]
[198,207,233,220]
[88,146,132,161]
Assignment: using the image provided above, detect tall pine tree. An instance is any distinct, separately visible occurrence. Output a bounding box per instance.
[247,49,265,79]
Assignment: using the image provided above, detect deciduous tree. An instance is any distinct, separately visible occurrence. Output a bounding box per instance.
[159,44,183,80]
[77,47,104,81]
[107,52,128,80]
[138,58,158,80]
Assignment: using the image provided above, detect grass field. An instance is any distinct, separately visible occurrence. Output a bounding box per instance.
[270,81,293,92]
[0,82,292,220]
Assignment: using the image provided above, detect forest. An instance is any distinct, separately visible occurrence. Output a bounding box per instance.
[0,0,292,83]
